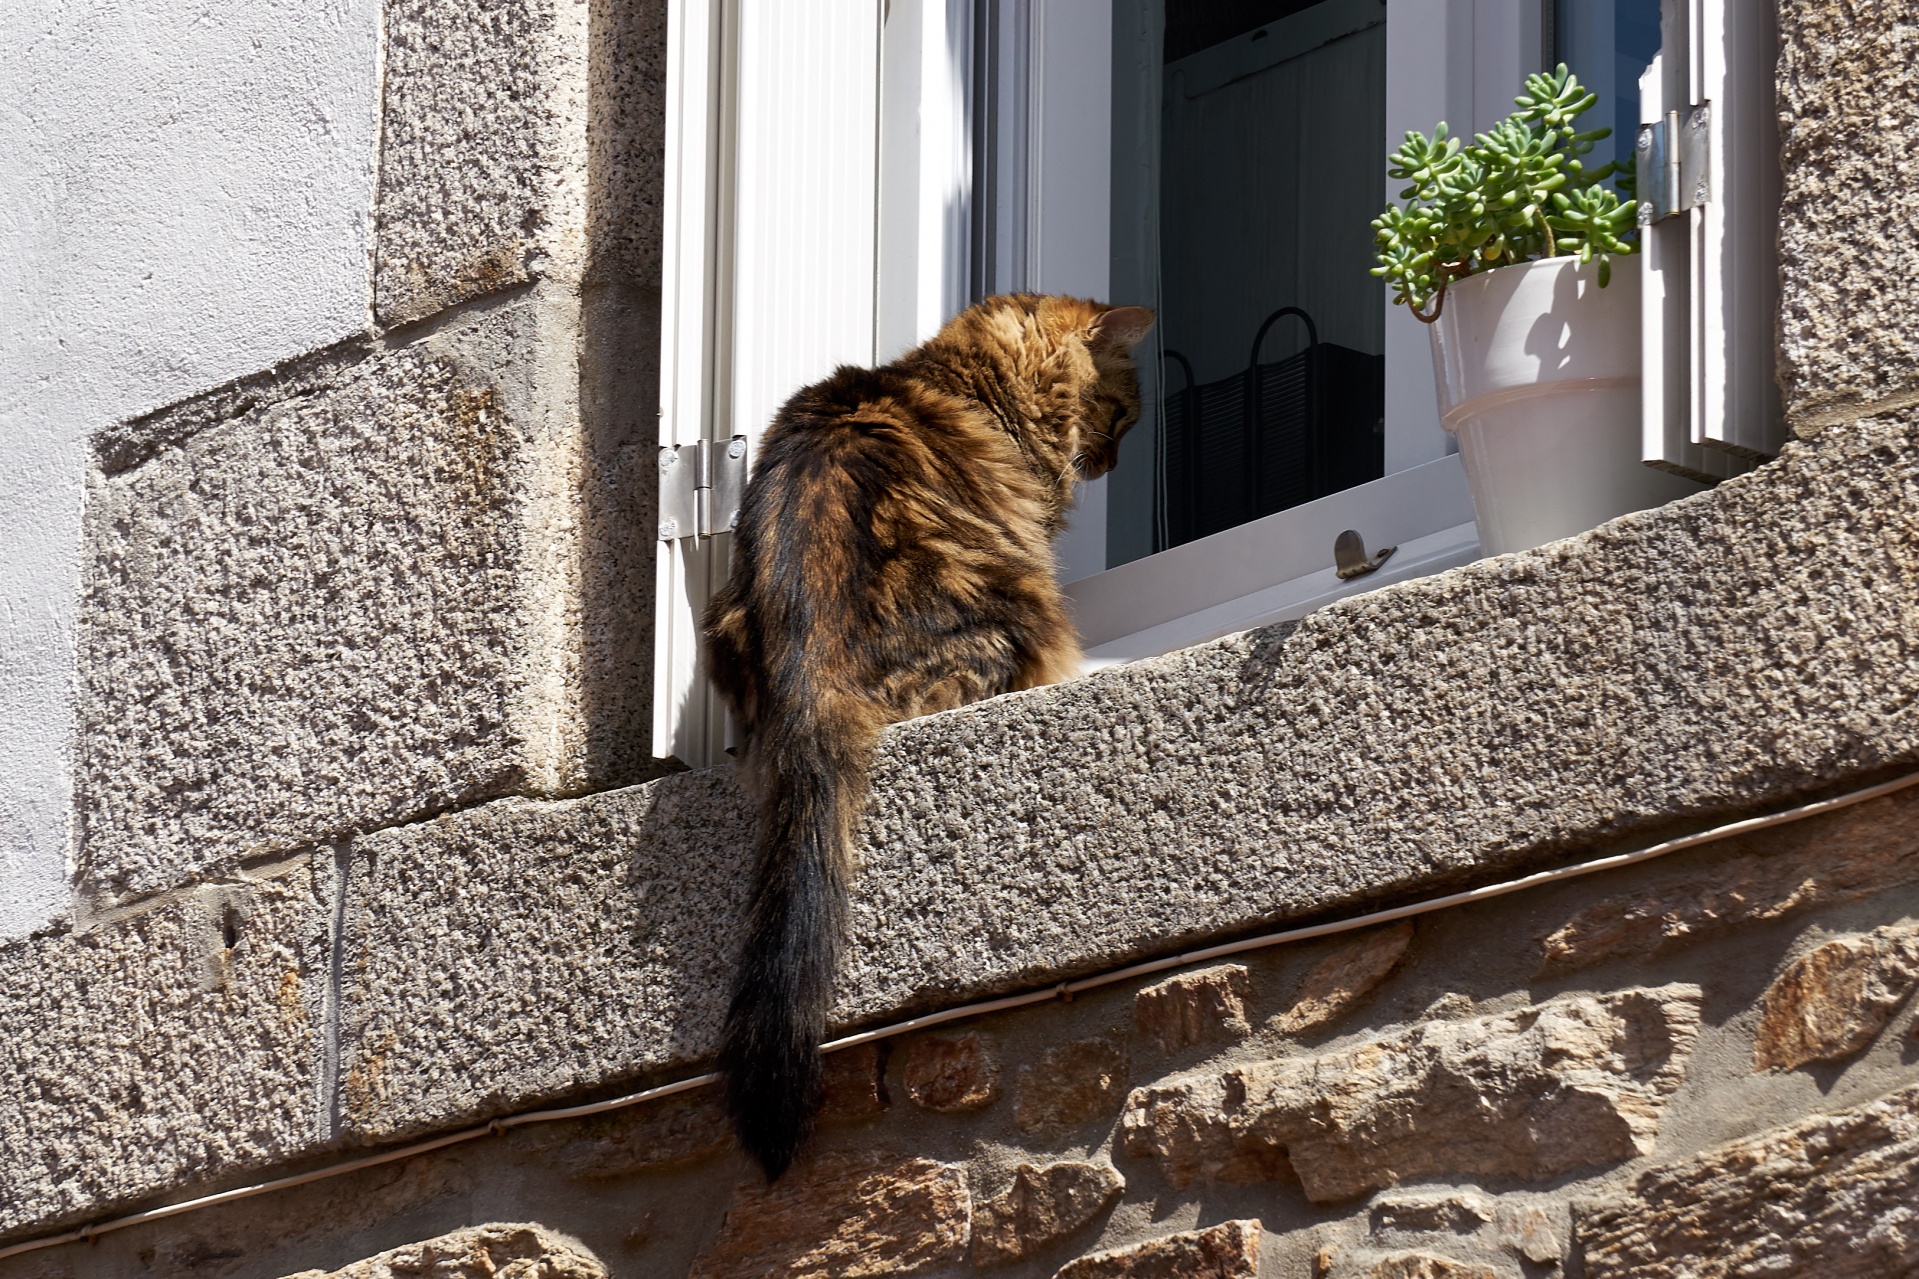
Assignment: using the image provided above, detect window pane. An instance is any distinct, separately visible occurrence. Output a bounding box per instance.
[1554,0,1662,182]
[1108,0,1388,564]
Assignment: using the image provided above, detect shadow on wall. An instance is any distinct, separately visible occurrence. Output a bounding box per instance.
[578,0,672,784]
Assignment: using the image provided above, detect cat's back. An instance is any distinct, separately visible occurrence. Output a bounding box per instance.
[737,361,1051,558]
[758,362,1028,490]
[706,355,1074,717]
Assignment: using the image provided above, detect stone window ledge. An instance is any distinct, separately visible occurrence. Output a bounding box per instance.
[7,411,1918,1240]
[336,411,1919,1143]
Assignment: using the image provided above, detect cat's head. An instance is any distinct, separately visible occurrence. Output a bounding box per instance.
[924,294,1155,493]
[1064,300,1156,479]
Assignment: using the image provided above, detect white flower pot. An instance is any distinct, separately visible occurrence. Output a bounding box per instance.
[1429,254,1703,556]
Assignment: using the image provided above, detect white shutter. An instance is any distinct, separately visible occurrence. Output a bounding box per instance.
[877,0,977,361]
[1693,0,1783,458]
[652,0,883,766]
[1640,0,1783,479]
[728,1,882,449]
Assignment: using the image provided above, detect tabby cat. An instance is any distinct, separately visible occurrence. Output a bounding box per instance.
[701,293,1155,1179]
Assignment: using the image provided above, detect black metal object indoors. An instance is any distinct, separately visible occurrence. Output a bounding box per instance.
[1157,306,1384,550]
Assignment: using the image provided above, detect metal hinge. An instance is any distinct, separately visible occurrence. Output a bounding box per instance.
[1637,103,1711,226]
[658,436,749,541]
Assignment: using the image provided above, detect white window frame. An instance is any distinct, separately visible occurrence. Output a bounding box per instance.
[877,0,1116,587]
[1071,0,1540,659]
[651,0,1781,763]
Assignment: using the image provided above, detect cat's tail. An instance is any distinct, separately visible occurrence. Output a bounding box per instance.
[719,688,881,1181]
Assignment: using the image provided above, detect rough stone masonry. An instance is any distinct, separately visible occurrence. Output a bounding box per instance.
[6,0,1919,1275]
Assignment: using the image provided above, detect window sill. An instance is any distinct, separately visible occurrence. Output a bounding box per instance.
[329,414,1915,1147]
[1068,454,1478,665]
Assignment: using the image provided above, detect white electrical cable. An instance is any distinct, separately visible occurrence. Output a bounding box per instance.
[6,767,1917,1263]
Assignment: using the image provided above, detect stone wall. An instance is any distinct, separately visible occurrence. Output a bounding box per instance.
[1777,0,1919,430]
[71,0,669,906]
[5,0,1919,1276]
[7,780,1918,1278]
[8,401,1916,1251]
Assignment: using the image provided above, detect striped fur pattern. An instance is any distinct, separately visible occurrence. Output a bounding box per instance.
[701,294,1154,1179]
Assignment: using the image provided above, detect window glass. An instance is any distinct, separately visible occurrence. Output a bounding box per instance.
[1553,0,1663,180]
[1106,0,1388,566]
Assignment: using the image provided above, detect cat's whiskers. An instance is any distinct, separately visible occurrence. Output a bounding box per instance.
[1073,425,1117,481]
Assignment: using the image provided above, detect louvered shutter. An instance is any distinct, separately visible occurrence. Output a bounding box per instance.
[652,0,883,765]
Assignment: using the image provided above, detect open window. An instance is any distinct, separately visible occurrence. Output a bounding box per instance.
[1058,0,1484,663]
[934,0,1525,662]
[651,0,1783,765]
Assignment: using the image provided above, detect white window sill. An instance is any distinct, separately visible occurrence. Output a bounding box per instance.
[1068,454,1480,667]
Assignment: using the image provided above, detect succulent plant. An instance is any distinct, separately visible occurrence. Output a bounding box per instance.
[1372,65,1639,321]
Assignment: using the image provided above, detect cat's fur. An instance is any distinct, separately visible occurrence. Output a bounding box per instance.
[701,293,1155,1179]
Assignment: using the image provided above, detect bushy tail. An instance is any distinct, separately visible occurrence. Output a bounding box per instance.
[720,696,879,1181]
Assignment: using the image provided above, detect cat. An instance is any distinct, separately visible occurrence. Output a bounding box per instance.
[701,293,1155,1179]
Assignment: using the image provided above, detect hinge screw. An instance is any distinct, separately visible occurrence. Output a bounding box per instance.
[659,519,678,538]
[727,437,746,459]
[660,449,678,470]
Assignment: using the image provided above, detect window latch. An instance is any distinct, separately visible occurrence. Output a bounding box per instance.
[658,436,749,541]
[1334,529,1395,581]
[1637,103,1711,226]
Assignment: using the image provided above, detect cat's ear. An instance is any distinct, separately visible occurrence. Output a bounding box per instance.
[1088,305,1156,350]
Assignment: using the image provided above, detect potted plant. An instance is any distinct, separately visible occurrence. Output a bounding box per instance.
[1372,65,1702,556]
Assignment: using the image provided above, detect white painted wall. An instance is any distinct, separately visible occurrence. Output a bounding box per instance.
[0,0,380,936]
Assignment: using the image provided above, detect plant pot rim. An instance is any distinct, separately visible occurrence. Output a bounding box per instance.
[1429,253,1641,431]
[1443,251,1627,299]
